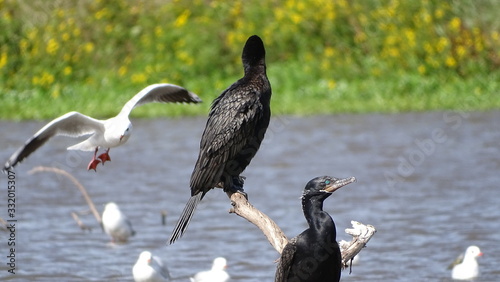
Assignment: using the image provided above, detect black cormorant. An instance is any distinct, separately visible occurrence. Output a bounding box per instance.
[275,176,356,282]
[169,35,271,244]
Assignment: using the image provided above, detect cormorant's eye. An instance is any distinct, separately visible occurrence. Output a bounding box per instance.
[325,180,331,185]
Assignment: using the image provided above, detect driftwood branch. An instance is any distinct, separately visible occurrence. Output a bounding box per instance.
[226,190,376,266]
[29,166,102,228]
[227,192,289,253]
[339,221,377,268]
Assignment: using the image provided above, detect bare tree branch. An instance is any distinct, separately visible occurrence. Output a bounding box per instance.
[227,192,289,253]
[339,221,377,268]
[29,166,102,228]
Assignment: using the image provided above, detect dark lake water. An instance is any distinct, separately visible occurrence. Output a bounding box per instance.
[0,112,499,281]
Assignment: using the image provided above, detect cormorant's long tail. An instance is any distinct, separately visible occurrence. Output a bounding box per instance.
[169,193,203,244]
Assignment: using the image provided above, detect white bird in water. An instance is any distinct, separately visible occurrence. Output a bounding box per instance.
[133,251,171,282]
[449,245,483,280]
[102,202,135,243]
[191,257,230,282]
[3,83,202,172]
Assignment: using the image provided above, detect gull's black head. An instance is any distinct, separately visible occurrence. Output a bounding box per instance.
[303,176,356,200]
[242,35,266,70]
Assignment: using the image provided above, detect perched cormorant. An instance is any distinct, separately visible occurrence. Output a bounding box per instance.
[169,35,271,244]
[275,176,356,282]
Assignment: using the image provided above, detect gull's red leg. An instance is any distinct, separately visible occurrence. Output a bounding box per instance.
[98,148,111,164]
[87,147,101,171]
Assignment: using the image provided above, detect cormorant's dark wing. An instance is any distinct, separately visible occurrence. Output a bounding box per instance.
[275,238,297,282]
[190,83,266,195]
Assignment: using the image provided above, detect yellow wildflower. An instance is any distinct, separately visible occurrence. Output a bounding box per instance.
[34,71,55,87]
[32,76,39,85]
[58,22,66,32]
[0,51,7,69]
[63,66,72,76]
[436,37,449,53]
[105,24,113,34]
[177,50,194,66]
[491,31,499,41]
[434,9,443,19]
[19,39,28,53]
[131,73,147,84]
[387,47,399,58]
[324,47,335,58]
[83,42,94,53]
[449,17,461,32]
[445,56,456,67]
[56,9,64,18]
[291,13,302,24]
[154,26,163,37]
[44,72,55,85]
[327,80,336,90]
[174,10,191,27]
[62,33,70,41]
[274,9,285,21]
[51,86,60,99]
[28,30,37,40]
[118,66,128,76]
[421,12,431,24]
[404,29,416,47]
[417,65,426,75]
[46,38,59,55]
[95,8,109,20]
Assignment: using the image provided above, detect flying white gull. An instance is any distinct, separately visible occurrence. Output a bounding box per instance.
[102,202,135,243]
[449,245,483,280]
[132,251,171,282]
[191,257,230,282]
[3,83,201,171]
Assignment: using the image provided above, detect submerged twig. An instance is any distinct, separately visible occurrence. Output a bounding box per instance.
[71,212,92,231]
[161,210,168,226]
[29,166,102,228]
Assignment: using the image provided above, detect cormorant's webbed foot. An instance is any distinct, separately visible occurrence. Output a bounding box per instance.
[231,176,248,200]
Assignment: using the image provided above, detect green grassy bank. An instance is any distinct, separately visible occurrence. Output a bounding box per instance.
[1,0,499,120]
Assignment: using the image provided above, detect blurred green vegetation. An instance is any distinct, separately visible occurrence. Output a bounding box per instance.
[1,0,499,120]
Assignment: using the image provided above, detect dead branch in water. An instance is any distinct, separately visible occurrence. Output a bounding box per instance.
[29,166,102,228]
[226,190,376,266]
[71,212,93,231]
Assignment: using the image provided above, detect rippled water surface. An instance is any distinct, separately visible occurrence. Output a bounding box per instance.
[1,112,499,281]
